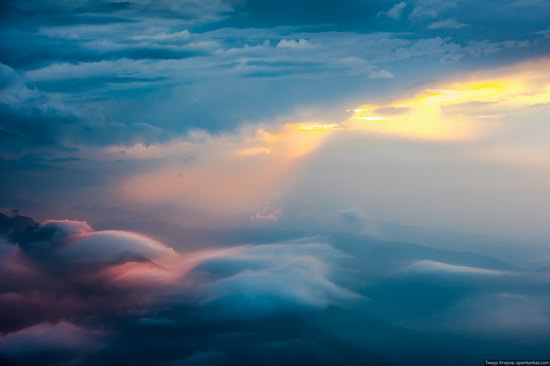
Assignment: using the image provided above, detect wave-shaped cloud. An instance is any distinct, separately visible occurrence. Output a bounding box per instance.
[0,212,357,363]
[405,260,512,276]
[192,240,358,315]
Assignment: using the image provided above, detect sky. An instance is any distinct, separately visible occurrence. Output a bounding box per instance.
[1,0,550,365]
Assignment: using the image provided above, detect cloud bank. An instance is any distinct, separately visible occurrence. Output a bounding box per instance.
[1,211,549,365]
[0,211,361,364]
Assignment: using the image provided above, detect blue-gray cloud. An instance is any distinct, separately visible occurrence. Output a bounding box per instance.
[1,0,548,161]
[0,62,176,153]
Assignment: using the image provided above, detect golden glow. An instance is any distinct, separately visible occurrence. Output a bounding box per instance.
[234,147,273,156]
[232,122,335,158]
[295,123,339,132]
[350,59,550,140]
[119,122,334,215]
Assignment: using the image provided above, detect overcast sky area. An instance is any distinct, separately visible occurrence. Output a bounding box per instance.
[1,0,550,365]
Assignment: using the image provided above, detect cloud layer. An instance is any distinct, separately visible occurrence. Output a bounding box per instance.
[0,212,362,364]
[1,211,549,364]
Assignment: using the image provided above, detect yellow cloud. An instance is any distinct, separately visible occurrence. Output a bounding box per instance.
[233,122,337,158]
[349,59,550,140]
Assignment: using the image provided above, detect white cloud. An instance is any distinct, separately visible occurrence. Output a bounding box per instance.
[133,29,191,41]
[428,19,468,29]
[379,1,407,20]
[277,38,315,49]
[35,219,177,267]
[192,239,359,314]
[369,69,395,78]
[405,260,511,276]
[409,0,457,20]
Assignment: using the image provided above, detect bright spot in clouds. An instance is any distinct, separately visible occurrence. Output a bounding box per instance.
[350,59,550,140]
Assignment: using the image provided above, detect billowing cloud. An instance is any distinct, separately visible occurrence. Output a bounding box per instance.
[193,240,358,315]
[36,219,176,266]
[0,212,361,361]
[0,212,184,335]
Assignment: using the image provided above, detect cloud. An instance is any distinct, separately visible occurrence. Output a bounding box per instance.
[439,292,550,339]
[0,321,99,364]
[118,122,335,216]
[349,58,550,140]
[0,63,80,150]
[5,0,234,24]
[2,5,541,162]
[369,69,395,78]
[405,260,511,276]
[408,0,458,20]
[9,217,177,269]
[0,212,360,358]
[428,19,468,29]
[338,208,380,236]
[378,2,407,20]
[251,202,283,222]
[2,211,550,364]
[1,212,356,312]
[133,30,192,41]
[276,39,315,49]
[192,240,358,315]
[0,62,175,153]
[2,1,550,363]
[0,212,182,334]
